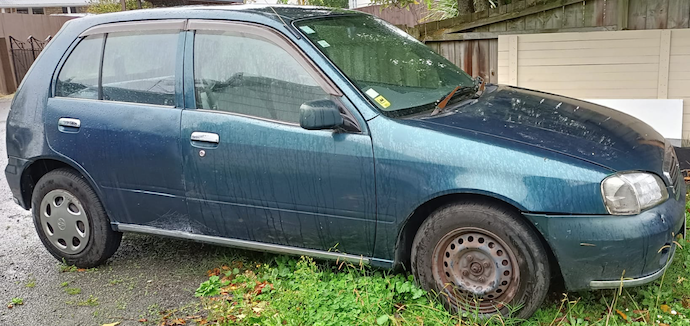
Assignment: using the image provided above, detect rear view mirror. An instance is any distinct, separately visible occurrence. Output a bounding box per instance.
[299,99,344,130]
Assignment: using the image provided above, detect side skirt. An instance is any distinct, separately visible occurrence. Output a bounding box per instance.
[113,223,385,265]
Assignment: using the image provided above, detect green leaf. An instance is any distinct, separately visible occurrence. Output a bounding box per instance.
[376,315,389,325]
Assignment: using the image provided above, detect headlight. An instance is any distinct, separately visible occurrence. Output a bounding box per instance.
[601,172,668,215]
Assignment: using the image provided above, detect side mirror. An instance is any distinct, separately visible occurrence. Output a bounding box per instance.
[299,99,344,130]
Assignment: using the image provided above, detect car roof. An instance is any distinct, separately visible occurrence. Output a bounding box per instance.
[81,5,363,25]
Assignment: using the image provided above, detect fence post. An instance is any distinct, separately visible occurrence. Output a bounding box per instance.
[28,37,36,60]
[8,37,21,89]
[657,30,671,99]
[508,35,518,86]
[0,37,14,94]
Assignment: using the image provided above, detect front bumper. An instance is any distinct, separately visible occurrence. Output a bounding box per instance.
[525,184,686,291]
[589,243,677,289]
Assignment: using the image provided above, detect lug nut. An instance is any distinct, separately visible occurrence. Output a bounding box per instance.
[479,277,485,282]
[467,255,474,261]
[483,262,490,268]
[462,270,469,277]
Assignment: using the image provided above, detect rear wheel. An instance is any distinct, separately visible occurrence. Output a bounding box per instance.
[31,168,121,268]
[411,201,550,319]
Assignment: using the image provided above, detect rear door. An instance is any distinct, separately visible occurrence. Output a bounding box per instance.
[45,21,188,226]
[180,21,377,256]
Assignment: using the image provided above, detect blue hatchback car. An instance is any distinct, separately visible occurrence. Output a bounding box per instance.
[5,5,686,319]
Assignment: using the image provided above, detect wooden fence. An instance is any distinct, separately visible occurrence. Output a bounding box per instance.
[357,0,690,87]
[497,29,690,136]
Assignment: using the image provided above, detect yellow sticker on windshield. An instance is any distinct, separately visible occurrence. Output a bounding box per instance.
[374,95,391,108]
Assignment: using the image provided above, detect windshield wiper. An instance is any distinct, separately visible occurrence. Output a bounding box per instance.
[430,85,475,116]
[430,77,484,116]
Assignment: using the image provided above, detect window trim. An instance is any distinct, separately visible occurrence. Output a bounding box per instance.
[80,20,187,37]
[186,20,342,98]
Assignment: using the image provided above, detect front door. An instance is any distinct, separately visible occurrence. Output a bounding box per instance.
[180,21,376,256]
[45,22,187,226]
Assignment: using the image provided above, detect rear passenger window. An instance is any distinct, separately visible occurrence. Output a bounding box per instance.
[193,30,329,124]
[55,34,102,99]
[101,32,177,106]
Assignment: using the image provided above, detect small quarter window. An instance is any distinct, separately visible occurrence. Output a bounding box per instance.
[101,31,178,106]
[55,35,102,99]
[32,7,44,14]
[193,30,329,124]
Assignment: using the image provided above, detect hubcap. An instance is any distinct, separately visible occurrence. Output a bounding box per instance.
[432,227,519,314]
[39,189,90,255]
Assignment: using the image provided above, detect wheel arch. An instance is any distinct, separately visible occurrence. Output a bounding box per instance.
[20,156,101,211]
[393,192,564,287]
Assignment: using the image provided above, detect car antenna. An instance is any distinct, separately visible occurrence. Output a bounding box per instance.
[269,6,301,39]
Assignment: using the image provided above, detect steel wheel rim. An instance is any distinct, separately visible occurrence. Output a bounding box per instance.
[39,189,90,255]
[432,227,520,314]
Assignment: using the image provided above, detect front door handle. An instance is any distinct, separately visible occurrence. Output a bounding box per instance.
[191,132,219,144]
[58,118,81,128]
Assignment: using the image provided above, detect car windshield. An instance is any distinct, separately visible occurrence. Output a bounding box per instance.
[294,15,474,116]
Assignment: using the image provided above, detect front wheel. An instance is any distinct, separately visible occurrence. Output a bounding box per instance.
[411,202,550,319]
[31,168,122,268]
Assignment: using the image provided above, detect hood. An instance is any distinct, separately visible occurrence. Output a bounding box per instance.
[411,85,666,175]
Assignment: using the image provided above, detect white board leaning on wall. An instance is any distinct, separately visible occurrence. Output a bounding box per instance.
[585,99,684,146]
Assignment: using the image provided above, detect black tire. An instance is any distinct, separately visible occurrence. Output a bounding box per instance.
[31,168,122,268]
[411,201,550,319]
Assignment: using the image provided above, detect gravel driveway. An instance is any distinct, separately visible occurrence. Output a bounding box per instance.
[0,97,233,325]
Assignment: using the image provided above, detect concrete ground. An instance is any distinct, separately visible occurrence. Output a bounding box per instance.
[0,97,237,325]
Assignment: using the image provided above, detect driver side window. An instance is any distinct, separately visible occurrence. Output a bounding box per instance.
[193,30,329,124]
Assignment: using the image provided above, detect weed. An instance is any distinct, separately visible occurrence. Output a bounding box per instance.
[65,287,81,295]
[109,278,123,285]
[58,260,97,273]
[58,260,78,273]
[77,295,99,307]
[60,281,68,287]
[10,298,23,305]
[25,278,36,288]
[148,303,161,315]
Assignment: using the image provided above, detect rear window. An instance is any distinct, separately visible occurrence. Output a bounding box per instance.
[55,30,178,106]
[55,35,102,100]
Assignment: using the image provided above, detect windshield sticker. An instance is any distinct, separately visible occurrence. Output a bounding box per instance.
[374,95,391,108]
[317,40,330,48]
[365,88,380,98]
[299,26,316,34]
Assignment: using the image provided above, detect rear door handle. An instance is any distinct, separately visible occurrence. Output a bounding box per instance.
[191,132,219,144]
[58,118,81,128]
[58,118,80,133]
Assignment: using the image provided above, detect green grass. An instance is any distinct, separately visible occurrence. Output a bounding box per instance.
[190,196,690,326]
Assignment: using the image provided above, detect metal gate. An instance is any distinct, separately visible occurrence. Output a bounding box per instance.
[9,36,50,85]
